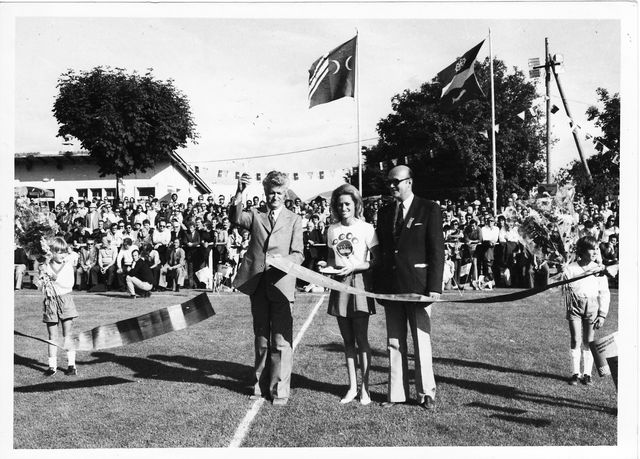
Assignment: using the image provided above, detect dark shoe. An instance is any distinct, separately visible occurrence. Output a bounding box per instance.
[43,367,57,376]
[272,398,288,406]
[65,365,78,376]
[130,294,140,298]
[420,396,435,410]
[143,291,151,298]
[581,374,592,385]
[380,401,399,408]
[568,374,580,385]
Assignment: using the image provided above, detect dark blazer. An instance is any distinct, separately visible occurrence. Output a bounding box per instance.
[374,195,445,297]
[230,203,304,301]
[128,259,154,284]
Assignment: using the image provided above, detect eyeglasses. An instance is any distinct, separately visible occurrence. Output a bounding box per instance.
[385,177,410,187]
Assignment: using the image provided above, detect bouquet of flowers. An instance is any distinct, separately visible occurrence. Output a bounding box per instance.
[503,186,580,266]
[14,196,59,262]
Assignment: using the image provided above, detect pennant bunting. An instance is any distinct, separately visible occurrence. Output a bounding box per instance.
[308,36,357,108]
[479,130,489,139]
[391,158,398,166]
[517,111,525,120]
[551,105,560,114]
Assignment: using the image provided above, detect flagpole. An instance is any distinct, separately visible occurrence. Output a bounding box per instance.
[355,30,362,193]
[489,28,497,216]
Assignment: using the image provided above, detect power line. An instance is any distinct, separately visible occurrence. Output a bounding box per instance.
[190,137,379,164]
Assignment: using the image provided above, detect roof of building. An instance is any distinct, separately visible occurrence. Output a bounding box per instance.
[15,150,211,194]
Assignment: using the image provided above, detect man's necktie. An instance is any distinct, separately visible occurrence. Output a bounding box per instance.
[394,202,404,237]
[269,210,276,229]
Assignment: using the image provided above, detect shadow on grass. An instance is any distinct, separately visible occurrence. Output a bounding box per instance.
[489,413,552,427]
[467,401,527,414]
[81,352,253,395]
[437,375,614,414]
[14,376,133,393]
[14,353,47,372]
[435,357,567,382]
[306,342,387,358]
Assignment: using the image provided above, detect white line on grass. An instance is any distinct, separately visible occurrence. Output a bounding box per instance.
[228,294,326,448]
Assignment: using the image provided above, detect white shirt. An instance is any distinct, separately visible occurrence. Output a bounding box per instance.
[328,219,379,269]
[399,193,414,220]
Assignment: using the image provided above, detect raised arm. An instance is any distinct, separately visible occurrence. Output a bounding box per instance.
[230,172,254,230]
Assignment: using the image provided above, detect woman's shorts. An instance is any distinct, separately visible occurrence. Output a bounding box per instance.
[566,295,598,321]
[43,293,78,323]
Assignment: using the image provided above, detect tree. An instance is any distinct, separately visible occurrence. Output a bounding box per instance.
[557,88,620,202]
[53,67,198,201]
[356,58,547,207]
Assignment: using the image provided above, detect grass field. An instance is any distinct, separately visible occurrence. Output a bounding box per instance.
[13,287,618,448]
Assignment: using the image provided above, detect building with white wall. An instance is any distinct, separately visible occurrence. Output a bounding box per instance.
[14,150,211,205]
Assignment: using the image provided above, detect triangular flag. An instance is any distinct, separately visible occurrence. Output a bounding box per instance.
[309,36,357,108]
[235,172,240,179]
[601,144,610,153]
[585,132,593,140]
[319,171,324,179]
[404,156,409,164]
[293,172,299,181]
[517,111,525,120]
[217,170,223,178]
[379,162,384,170]
[437,40,486,111]
[494,124,500,134]
[551,104,560,114]
[479,130,488,139]
[307,171,314,179]
[391,158,398,166]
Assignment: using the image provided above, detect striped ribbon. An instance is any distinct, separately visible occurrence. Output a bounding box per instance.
[267,256,613,304]
[15,293,215,351]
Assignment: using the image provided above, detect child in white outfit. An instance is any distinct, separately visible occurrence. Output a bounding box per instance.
[39,237,79,376]
[562,236,609,385]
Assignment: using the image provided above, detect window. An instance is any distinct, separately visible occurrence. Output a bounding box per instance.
[77,188,88,202]
[137,187,155,198]
[91,188,102,199]
[105,188,116,201]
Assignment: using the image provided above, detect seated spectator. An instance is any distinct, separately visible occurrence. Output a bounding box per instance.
[125,249,153,298]
[183,220,201,288]
[152,219,172,264]
[76,237,98,290]
[600,215,619,243]
[14,244,30,290]
[600,233,619,266]
[165,237,186,292]
[89,236,118,291]
[91,219,108,242]
[105,222,123,250]
[116,237,138,291]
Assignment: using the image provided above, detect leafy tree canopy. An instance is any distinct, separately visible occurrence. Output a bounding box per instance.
[556,88,620,203]
[357,58,547,206]
[53,66,198,179]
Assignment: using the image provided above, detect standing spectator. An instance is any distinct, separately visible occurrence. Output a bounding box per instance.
[230,171,304,405]
[462,218,481,287]
[125,249,153,298]
[600,216,619,243]
[374,165,444,410]
[478,216,499,289]
[85,202,101,231]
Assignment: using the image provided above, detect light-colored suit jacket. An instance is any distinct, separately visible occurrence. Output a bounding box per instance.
[231,203,304,301]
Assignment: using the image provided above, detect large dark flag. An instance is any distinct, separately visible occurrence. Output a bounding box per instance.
[437,40,485,111]
[308,36,357,108]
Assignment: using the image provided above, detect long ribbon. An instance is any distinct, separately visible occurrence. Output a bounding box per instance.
[267,256,612,304]
[15,293,215,351]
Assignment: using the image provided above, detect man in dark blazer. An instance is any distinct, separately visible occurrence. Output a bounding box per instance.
[230,171,304,406]
[374,165,445,410]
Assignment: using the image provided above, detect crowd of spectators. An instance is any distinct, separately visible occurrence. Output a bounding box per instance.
[14,189,619,293]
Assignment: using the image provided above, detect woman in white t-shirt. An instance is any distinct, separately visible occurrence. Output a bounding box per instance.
[325,184,380,406]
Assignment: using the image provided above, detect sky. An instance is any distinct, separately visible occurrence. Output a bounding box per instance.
[8,4,625,185]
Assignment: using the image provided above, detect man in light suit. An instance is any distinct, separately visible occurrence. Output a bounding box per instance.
[231,171,304,406]
[374,165,445,410]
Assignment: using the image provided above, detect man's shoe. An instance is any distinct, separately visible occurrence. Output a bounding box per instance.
[380,401,399,408]
[581,374,593,385]
[65,365,78,376]
[420,396,435,410]
[272,398,288,406]
[43,367,57,376]
[568,373,580,385]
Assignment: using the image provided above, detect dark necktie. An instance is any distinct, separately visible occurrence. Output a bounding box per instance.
[394,202,404,236]
[269,211,276,229]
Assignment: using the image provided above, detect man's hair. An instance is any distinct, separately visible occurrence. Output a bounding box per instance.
[576,235,598,255]
[262,171,289,190]
[330,183,364,220]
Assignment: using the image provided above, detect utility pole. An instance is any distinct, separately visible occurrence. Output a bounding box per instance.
[550,55,593,182]
[545,38,551,184]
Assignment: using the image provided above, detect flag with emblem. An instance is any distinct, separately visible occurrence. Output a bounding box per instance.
[309,36,357,108]
[437,40,486,111]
